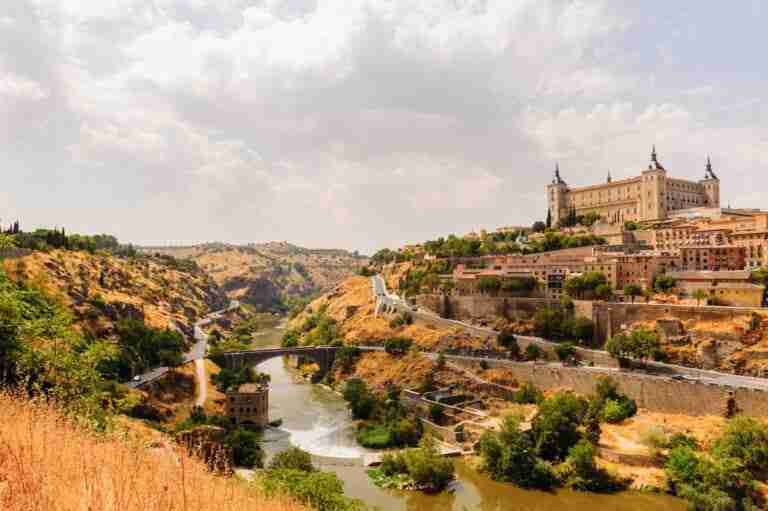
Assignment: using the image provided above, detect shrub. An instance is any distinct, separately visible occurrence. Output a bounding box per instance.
[429,403,445,423]
[479,359,489,370]
[357,424,392,449]
[269,446,314,472]
[381,452,408,476]
[554,342,576,362]
[602,398,634,423]
[388,312,413,329]
[384,337,413,356]
[512,382,544,404]
[375,436,455,491]
[401,436,455,490]
[525,343,542,361]
[260,469,364,511]
[667,432,700,450]
[497,330,520,356]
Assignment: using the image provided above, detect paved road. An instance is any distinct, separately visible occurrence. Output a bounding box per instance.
[369,276,768,392]
[127,300,240,389]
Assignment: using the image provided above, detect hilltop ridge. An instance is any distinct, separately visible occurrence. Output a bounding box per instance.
[142,242,367,311]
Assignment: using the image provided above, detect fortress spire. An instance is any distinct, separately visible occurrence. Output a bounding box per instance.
[705,156,718,179]
[607,170,612,183]
[553,162,564,184]
[649,145,665,170]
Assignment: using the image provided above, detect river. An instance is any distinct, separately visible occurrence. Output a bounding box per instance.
[250,325,685,511]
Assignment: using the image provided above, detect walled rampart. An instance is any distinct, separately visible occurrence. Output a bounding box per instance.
[593,303,768,342]
[414,295,563,322]
[446,357,768,417]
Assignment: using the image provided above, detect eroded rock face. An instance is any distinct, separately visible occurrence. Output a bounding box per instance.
[175,426,233,474]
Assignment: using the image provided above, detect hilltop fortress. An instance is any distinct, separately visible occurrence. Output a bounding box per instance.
[547,147,720,225]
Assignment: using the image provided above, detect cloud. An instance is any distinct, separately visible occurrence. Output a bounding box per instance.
[1,0,767,252]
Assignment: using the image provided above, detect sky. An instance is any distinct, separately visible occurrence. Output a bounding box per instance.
[1,1,767,254]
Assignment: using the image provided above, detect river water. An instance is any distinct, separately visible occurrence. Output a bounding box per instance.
[250,326,685,511]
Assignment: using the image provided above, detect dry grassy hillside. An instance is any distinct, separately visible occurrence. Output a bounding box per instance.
[0,392,306,511]
[289,276,488,351]
[141,242,367,310]
[1,250,225,336]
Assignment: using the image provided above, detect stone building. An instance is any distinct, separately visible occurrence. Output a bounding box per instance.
[546,148,720,225]
[226,383,269,427]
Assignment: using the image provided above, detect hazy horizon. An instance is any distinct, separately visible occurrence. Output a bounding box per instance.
[2,1,767,253]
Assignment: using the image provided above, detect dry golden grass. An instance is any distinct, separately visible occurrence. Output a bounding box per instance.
[0,392,307,511]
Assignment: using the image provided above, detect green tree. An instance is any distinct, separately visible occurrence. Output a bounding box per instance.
[497,329,520,356]
[692,289,709,306]
[654,274,677,293]
[554,342,576,362]
[532,392,588,461]
[712,417,768,477]
[623,284,643,303]
[594,283,613,301]
[478,415,555,489]
[342,378,379,420]
[606,328,660,366]
[0,233,18,250]
[226,428,264,468]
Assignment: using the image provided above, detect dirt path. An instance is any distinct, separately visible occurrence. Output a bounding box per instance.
[194,358,206,408]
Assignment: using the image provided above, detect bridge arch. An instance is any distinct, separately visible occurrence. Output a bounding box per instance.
[221,347,338,381]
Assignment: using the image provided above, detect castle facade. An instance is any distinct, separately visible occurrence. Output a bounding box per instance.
[546,148,720,225]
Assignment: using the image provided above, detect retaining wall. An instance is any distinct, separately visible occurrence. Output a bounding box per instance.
[447,357,768,417]
[593,303,768,342]
[414,295,563,321]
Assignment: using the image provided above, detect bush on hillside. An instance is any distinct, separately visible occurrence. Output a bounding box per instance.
[269,446,315,472]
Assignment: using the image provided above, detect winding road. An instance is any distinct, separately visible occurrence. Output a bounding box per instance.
[127,300,240,391]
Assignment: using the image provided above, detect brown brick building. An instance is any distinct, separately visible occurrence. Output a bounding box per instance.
[226,383,269,427]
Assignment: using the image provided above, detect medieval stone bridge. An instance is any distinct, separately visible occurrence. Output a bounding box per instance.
[221,346,340,376]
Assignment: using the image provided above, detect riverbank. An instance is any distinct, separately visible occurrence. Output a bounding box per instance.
[245,322,685,511]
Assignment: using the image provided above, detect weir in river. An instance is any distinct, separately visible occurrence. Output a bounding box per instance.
[248,324,686,511]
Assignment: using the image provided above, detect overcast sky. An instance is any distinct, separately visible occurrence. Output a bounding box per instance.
[1,1,767,254]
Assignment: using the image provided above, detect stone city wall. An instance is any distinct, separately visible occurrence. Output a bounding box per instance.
[446,357,768,417]
[414,295,563,322]
[592,302,768,343]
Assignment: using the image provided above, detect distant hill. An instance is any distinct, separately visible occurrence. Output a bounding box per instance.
[140,242,368,311]
[1,249,226,339]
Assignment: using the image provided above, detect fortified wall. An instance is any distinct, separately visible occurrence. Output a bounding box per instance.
[414,295,563,322]
[447,357,768,417]
[592,303,767,343]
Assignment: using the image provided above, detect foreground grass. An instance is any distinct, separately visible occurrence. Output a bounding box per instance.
[0,392,307,511]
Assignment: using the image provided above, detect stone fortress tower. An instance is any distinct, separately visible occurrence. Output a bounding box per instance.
[546,147,721,225]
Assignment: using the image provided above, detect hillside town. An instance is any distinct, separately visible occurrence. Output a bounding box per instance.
[396,149,768,308]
